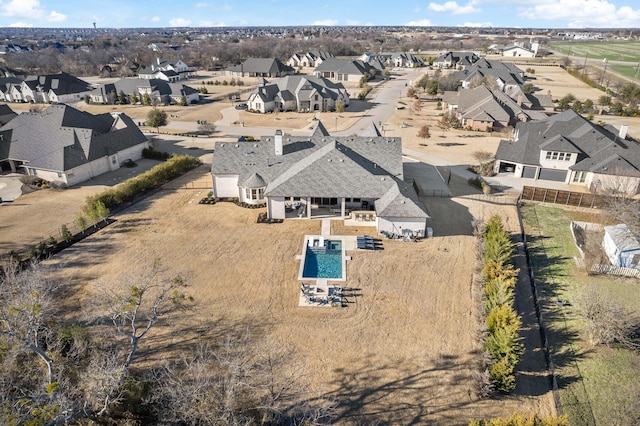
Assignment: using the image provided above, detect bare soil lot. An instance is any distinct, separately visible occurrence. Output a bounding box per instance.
[39,167,553,424]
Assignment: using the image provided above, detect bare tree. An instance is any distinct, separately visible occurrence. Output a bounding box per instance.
[149,333,335,425]
[86,259,193,417]
[436,113,452,136]
[411,97,423,115]
[472,150,494,176]
[592,169,640,235]
[198,121,217,135]
[574,284,639,349]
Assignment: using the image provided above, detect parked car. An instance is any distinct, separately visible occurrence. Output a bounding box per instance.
[235,103,248,110]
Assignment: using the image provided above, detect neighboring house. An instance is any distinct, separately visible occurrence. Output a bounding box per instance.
[453,59,525,92]
[502,45,537,58]
[90,78,200,105]
[442,85,548,131]
[504,86,554,113]
[313,58,377,82]
[211,123,430,237]
[226,58,295,78]
[246,75,349,113]
[494,109,640,193]
[0,104,17,126]
[387,52,425,68]
[0,104,148,186]
[433,51,479,69]
[17,72,92,104]
[603,224,640,269]
[286,51,334,68]
[0,77,24,102]
[138,58,194,81]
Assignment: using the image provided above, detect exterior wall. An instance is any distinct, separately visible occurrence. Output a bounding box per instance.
[51,90,92,104]
[539,151,576,169]
[377,217,426,237]
[213,174,240,198]
[268,197,286,219]
[588,172,640,194]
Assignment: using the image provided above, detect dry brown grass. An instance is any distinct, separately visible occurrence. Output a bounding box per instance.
[38,167,554,424]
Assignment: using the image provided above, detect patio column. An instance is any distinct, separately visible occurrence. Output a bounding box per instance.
[307,197,312,219]
[341,198,346,217]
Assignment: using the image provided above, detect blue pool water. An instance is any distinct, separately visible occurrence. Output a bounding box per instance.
[302,240,343,279]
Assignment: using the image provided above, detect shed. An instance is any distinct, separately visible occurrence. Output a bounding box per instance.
[603,224,640,269]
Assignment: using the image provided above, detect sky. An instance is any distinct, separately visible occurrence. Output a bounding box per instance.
[0,0,639,29]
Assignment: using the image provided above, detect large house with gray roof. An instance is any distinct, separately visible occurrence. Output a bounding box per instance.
[138,58,194,81]
[453,59,525,92]
[0,104,148,186]
[226,58,295,78]
[287,51,334,68]
[89,78,200,106]
[246,75,349,113]
[211,123,429,237]
[494,109,640,194]
[442,85,549,132]
[433,51,479,69]
[13,72,92,104]
[313,58,378,82]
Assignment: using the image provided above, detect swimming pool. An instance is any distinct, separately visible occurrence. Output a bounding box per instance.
[302,239,343,279]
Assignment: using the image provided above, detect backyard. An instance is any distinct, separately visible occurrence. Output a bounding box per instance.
[33,166,554,424]
[520,203,640,425]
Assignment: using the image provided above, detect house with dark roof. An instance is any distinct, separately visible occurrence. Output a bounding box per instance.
[89,78,200,105]
[452,59,525,92]
[313,58,378,82]
[442,85,549,132]
[494,109,640,193]
[246,75,349,113]
[226,58,295,78]
[433,51,479,69]
[18,72,92,104]
[287,51,334,68]
[138,57,194,81]
[0,105,148,186]
[0,104,17,126]
[211,123,429,237]
[0,77,24,102]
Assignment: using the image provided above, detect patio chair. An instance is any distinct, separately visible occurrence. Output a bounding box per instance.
[365,214,371,221]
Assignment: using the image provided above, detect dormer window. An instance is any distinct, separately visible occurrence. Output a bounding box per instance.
[545,151,571,161]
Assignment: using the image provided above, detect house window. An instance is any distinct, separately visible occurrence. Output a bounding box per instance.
[551,152,558,160]
[558,152,565,161]
[245,187,264,200]
[573,171,587,183]
[545,151,552,160]
[314,94,318,101]
[565,153,571,161]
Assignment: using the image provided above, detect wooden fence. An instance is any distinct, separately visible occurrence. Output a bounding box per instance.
[574,257,640,278]
[521,186,605,209]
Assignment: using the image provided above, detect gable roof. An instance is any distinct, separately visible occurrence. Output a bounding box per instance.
[495,109,640,175]
[0,105,147,172]
[23,72,91,96]
[605,224,640,253]
[211,128,427,218]
[227,58,294,75]
[314,58,374,76]
[453,59,524,88]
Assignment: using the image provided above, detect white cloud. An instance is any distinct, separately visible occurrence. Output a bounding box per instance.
[312,19,338,25]
[1,0,44,19]
[406,18,432,26]
[458,21,493,27]
[518,0,640,28]
[47,10,66,23]
[199,20,226,26]
[151,16,161,22]
[169,17,192,26]
[427,1,480,14]
[194,2,208,7]
[9,21,33,27]
[222,4,233,11]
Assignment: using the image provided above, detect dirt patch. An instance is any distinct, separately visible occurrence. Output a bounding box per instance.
[39,167,553,424]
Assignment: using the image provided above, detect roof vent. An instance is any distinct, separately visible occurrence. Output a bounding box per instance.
[254,144,258,147]
[340,159,344,162]
[235,144,239,147]
[381,177,385,181]
[220,143,224,147]
[328,158,332,162]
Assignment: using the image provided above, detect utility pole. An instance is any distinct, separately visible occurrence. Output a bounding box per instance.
[582,52,588,76]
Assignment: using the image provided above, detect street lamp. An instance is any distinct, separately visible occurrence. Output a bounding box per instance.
[599,58,608,86]
[633,63,640,83]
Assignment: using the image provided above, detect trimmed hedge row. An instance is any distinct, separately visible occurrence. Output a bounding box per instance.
[83,155,202,215]
[481,215,523,393]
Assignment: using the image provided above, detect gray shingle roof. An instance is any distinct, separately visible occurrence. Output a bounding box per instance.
[227,58,294,75]
[495,109,640,176]
[0,105,147,172]
[211,128,427,218]
[314,58,373,76]
[23,72,91,96]
[605,224,640,252]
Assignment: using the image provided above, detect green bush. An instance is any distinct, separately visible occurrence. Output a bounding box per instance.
[83,155,201,214]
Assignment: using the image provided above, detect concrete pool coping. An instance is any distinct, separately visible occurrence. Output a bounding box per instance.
[297,235,353,282]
